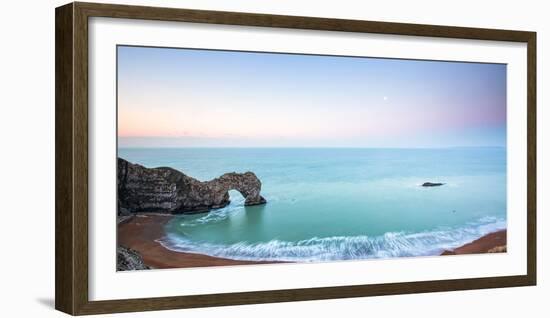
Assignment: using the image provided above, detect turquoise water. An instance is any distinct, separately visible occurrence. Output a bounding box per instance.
[119,147,506,261]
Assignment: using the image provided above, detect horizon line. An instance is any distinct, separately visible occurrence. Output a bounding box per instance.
[117,146,506,149]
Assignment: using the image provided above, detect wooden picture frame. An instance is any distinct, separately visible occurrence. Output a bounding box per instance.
[56,2,536,315]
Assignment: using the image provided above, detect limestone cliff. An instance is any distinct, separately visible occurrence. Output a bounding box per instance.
[117,158,266,214]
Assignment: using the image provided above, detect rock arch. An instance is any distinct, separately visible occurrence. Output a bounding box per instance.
[117,158,266,215]
[209,172,267,206]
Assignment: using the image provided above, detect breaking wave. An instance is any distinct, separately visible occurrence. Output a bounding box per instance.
[156,216,506,262]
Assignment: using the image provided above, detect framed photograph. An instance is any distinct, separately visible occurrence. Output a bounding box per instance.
[55,2,536,315]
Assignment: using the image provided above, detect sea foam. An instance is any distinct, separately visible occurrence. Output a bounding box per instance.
[156,216,506,262]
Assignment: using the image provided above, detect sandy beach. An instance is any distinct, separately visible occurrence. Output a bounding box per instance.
[118,213,507,270]
[441,229,507,255]
[118,214,276,269]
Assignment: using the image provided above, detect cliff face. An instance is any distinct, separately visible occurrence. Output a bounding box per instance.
[117,158,266,215]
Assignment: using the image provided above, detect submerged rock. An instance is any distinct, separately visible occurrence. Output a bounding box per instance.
[421,182,445,187]
[117,157,267,214]
[117,246,150,271]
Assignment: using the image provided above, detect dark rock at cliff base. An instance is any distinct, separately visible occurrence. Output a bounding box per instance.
[246,195,267,206]
[117,157,267,215]
[117,246,150,271]
[421,182,445,187]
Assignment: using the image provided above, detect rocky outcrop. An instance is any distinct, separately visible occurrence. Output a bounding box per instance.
[488,245,507,253]
[117,246,150,271]
[422,182,445,187]
[117,157,266,215]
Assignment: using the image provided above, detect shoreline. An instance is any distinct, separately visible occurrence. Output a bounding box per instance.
[441,229,507,255]
[117,213,507,270]
[118,214,277,269]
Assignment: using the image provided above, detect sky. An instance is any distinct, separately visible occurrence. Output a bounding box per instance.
[117,45,506,148]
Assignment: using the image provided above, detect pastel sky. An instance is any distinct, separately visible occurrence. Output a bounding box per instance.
[118,46,506,148]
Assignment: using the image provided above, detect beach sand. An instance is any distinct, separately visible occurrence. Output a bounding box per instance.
[117,214,276,269]
[441,229,507,255]
[118,213,507,270]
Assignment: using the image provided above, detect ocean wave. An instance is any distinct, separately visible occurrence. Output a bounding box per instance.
[156,216,506,262]
[177,192,248,227]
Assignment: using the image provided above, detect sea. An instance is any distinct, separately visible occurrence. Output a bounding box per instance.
[118,147,507,262]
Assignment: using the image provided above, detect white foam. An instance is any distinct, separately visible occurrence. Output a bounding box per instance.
[157,216,506,262]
